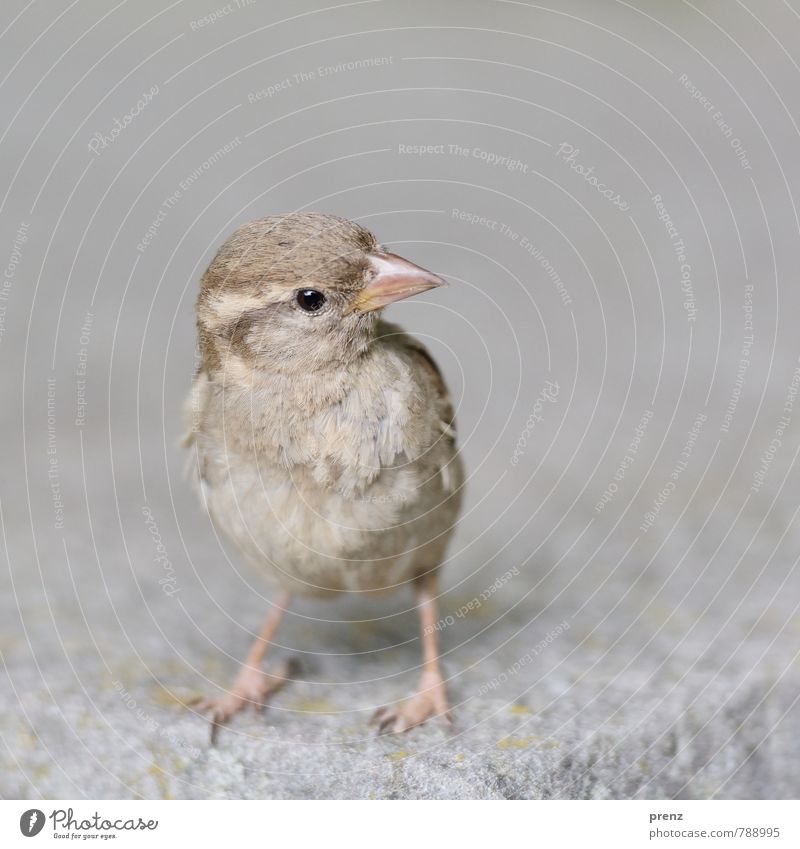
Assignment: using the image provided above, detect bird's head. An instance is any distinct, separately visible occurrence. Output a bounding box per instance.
[196,213,445,379]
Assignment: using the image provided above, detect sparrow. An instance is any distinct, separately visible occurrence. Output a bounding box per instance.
[184,213,463,739]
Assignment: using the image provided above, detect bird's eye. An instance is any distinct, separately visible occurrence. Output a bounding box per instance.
[296,289,326,312]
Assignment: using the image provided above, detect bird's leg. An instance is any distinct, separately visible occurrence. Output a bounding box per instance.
[192,590,295,743]
[373,576,452,733]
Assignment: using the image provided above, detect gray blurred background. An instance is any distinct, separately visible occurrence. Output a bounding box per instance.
[1,0,799,799]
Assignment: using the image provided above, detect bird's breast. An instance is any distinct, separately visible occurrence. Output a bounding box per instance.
[201,454,452,596]
[188,334,461,595]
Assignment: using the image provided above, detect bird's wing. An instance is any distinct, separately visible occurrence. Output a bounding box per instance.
[402,337,457,441]
[397,335,462,497]
[181,367,213,486]
[181,371,203,448]
[181,367,206,448]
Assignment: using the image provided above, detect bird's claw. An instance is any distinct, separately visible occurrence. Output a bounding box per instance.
[370,680,452,734]
[192,658,298,744]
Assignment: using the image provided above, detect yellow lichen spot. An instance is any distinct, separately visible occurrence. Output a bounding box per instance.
[148,763,173,800]
[387,750,411,762]
[509,704,531,715]
[77,713,94,729]
[31,764,51,782]
[18,730,39,748]
[498,736,525,749]
[150,686,186,707]
[291,698,337,715]
[497,735,553,749]
[454,753,465,762]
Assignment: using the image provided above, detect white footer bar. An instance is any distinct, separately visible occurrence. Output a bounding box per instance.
[2,799,798,847]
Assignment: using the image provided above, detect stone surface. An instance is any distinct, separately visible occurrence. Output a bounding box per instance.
[2,0,799,800]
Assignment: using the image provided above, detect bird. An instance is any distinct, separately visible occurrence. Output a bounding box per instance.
[183,212,464,739]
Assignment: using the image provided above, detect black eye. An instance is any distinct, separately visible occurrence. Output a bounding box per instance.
[296,289,326,312]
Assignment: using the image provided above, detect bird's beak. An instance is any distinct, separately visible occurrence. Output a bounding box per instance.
[347,251,447,314]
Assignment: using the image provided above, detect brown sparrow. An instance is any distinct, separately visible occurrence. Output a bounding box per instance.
[184,213,463,739]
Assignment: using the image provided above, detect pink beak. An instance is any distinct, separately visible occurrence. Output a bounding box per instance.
[347,251,446,313]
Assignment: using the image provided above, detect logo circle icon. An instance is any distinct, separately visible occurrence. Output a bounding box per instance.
[19,809,46,837]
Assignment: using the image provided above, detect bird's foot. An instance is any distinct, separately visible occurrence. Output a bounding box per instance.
[191,658,297,744]
[371,672,452,734]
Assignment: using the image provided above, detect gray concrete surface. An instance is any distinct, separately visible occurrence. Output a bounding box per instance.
[1,0,799,799]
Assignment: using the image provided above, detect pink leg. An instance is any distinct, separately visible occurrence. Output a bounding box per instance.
[373,577,451,733]
[193,591,295,743]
